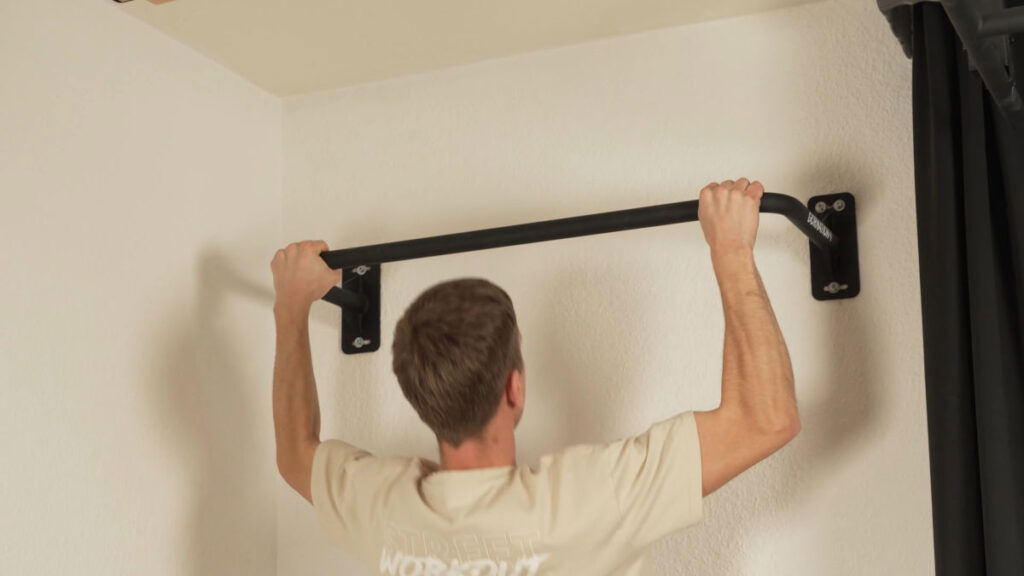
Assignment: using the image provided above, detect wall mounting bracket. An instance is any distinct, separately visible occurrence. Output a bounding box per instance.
[808,192,860,300]
[340,263,381,354]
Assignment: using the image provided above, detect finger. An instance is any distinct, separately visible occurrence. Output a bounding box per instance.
[700,182,719,195]
[314,240,330,253]
[749,181,765,196]
[734,177,750,191]
[719,179,735,190]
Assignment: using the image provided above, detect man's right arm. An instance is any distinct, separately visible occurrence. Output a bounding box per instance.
[565,179,800,547]
[693,179,801,497]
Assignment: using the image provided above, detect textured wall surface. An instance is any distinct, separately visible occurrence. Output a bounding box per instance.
[0,2,283,574]
[279,0,933,574]
[0,0,933,574]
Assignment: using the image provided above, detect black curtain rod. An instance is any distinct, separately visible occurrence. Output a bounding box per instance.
[317,192,841,311]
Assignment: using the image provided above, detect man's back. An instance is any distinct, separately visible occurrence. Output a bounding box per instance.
[273,179,800,575]
[312,411,703,576]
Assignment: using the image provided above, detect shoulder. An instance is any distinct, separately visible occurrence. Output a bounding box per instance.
[528,442,606,474]
[313,440,426,492]
[540,412,697,471]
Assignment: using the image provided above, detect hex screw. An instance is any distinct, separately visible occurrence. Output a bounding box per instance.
[833,199,846,212]
[352,337,372,348]
[814,201,828,214]
[353,265,371,276]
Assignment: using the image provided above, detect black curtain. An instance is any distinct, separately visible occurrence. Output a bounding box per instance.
[910,3,1024,575]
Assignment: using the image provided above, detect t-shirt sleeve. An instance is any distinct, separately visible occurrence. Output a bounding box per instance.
[594,410,704,547]
[310,438,376,551]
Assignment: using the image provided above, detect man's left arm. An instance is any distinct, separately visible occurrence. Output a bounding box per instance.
[271,240,342,504]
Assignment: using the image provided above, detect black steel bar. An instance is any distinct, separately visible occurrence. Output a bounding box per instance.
[322,283,369,312]
[319,192,838,309]
[321,192,837,268]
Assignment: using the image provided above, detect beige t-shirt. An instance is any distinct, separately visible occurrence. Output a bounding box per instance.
[311,410,703,576]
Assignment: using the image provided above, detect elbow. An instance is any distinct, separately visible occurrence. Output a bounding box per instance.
[276,456,305,497]
[276,455,292,483]
[764,410,801,446]
[752,386,801,444]
[276,451,299,484]
[275,439,319,503]
[745,404,800,446]
[777,413,801,442]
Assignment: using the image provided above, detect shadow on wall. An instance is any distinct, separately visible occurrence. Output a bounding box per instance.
[145,247,278,576]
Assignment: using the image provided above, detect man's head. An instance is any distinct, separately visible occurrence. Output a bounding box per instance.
[391,278,525,448]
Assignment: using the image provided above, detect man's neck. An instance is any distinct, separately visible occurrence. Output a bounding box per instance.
[438,429,516,471]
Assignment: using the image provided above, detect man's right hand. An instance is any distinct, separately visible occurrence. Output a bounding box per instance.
[697,178,764,254]
[691,177,799,498]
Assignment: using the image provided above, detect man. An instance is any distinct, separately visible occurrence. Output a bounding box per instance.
[271,178,800,575]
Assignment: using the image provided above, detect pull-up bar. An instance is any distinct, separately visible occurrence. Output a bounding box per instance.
[318,191,859,354]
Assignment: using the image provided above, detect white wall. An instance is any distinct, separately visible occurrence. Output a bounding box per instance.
[1,2,282,575]
[279,0,933,575]
[0,1,933,575]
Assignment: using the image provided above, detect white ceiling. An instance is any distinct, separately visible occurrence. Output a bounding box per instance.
[119,0,822,96]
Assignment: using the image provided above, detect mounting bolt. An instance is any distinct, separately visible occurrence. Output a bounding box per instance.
[352,337,372,348]
[833,199,846,212]
[814,201,828,214]
[353,265,371,276]
[823,281,849,294]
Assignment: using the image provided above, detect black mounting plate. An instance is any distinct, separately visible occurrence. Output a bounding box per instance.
[807,192,860,300]
[341,264,381,354]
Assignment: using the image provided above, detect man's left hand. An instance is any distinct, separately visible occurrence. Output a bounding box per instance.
[270,240,342,316]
